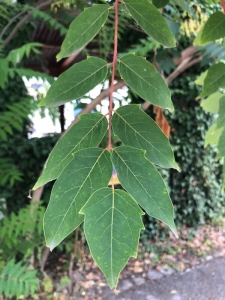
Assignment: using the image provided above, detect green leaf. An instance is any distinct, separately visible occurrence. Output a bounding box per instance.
[123,0,176,47]
[201,92,224,114]
[201,12,225,45]
[111,146,177,237]
[205,122,223,147]
[216,128,225,160]
[223,164,225,189]
[39,57,108,107]
[80,188,144,288]
[201,63,225,97]
[33,113,108,190]
[118,55,173,111]
[195,70,208,86]
[152,0,169,8]
[216,98,225,128]
[57,5,109,61]
[170,0,189,11]
[112,105,178,169]
[44,148,112,250]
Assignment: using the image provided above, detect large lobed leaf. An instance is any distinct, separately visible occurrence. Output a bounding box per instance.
[118,55,173,111]
[44,148,112,250]
[112,146,177,237]
[57,5,109,61]
[39,57,108,107]
[112,105,178,169]
[33,113,108,190]
[80,188,144,288]
[123,0,176,48]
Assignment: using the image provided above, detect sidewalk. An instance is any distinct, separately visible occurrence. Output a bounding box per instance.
[98,257,225,300]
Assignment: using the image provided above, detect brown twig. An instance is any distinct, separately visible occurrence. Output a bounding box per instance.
[3,1,57,48]
[68,228,79,294]
[141,55,202,111]
[65,80,126,133]
[0,10,27,40]
[107,0,119,150]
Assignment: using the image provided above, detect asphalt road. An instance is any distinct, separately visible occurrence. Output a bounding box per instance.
[100,257,225,300]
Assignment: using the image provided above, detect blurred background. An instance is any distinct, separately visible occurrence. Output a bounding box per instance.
[0,0,225,299]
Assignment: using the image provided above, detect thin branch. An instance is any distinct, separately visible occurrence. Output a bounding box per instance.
[141,55,202,111]
[0,10,27,40]
[3,1,57,48]
[65,80,126,133]
[166,56,202,85]
[221,0,225,12]
[107,0,119,150]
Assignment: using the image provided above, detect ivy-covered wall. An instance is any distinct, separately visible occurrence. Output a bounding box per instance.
[132,68,225,238]
[167,73,225,227]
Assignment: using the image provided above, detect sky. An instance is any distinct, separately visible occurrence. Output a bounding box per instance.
[23,77,129,138]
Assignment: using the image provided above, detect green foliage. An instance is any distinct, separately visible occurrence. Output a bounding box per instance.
[0,157,23,186]
[124,0,176,47]
[57,4,109,60]
[0,42,52,88]
[199,11,225,44]
[167,74,225,227]
[0,75,58,203]
[111,146,177,237]
[118,54,174,111]
[31,7,67,36]
[39,57,108,107]
[201,92,223,114]
[152,0,169,8]
[34,0,178,288]
[0,258,39,299]
[44,148,112,250]
[6,43,42,67]
[0,202,44,259]
[195,8,225,187]
[200,63,225,97]
[112,105,178,169]
[34,114,107,189]
[1,133,59,212]
[80,188,144,288]
[0,99,31,141]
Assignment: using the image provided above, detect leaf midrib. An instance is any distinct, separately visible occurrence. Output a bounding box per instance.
[207,67,225,87]
[49,63,107,103]
[43,115,106,182]
[60,6,108,56]
[203,12,225,41]
[125,1,171,44]
[49,150,106,243]
[114,111,172,166]
[120,59,160,94]
[113,149,173,227]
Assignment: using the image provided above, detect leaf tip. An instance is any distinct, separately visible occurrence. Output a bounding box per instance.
[32,182,39,191]
[168,105,174,113]
[174,163,181,172]
[38,100,45,107]
[56,52,62,62]
[47,241,57,252]
[170,223,178,239]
